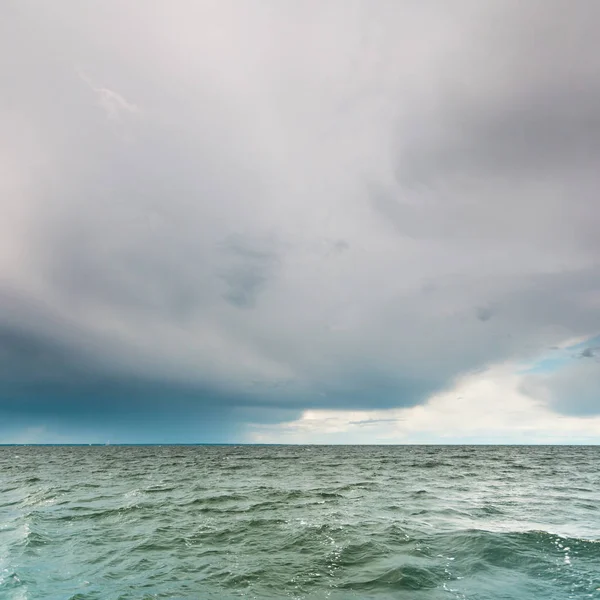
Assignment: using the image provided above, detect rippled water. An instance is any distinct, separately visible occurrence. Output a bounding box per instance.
[1,445,599,599]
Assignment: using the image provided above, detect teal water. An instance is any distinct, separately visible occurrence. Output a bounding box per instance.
[1,445,599,599]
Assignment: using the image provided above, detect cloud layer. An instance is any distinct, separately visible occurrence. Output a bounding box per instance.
[1,1,599,441]
[248,366,600,445]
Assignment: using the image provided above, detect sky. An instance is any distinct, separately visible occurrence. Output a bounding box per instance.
[1,0,600,444]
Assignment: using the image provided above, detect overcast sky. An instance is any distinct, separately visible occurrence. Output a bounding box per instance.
[1,0,599,443]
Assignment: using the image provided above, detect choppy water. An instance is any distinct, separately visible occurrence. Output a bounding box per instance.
[1,446,599,599]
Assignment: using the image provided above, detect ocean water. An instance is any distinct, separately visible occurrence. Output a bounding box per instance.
[1,446,599,599]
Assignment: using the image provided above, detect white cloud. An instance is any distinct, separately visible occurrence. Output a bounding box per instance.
[78,71,139,120]
[247,364,600,444]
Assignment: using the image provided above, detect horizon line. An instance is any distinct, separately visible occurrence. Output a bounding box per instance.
[1,443,599,447]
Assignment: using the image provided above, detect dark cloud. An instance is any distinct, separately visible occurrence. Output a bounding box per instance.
[0,327,101,385]
[0,322,246,442]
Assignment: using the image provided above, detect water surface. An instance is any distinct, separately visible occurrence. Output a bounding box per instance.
[1,445,599,599]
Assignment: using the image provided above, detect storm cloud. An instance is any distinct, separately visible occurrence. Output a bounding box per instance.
[1,1,599,441]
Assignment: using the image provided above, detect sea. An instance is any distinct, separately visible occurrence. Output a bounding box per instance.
[0,445,599,599]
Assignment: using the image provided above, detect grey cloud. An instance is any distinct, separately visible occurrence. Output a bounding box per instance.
[476,307,494,323]
[2,0,600,438]
[376,3,600,256]
[221,266,270,309]
[348,418,402,426]
[218,235,281,309]
[395,89,600,186]
[331,240,350,254]
[0,327,95,385]
[521,361,600,416]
